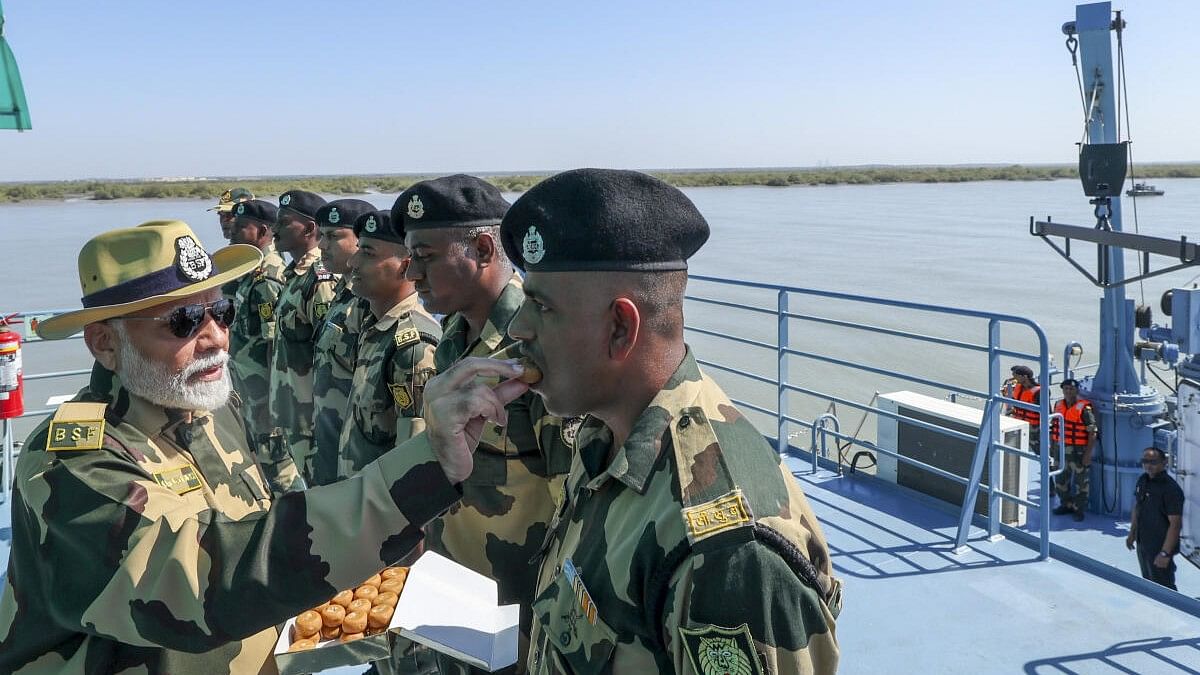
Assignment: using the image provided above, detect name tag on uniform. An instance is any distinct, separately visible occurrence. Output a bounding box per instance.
[682,489,753,542]
[563,558,597,625]
[153,465,204,495]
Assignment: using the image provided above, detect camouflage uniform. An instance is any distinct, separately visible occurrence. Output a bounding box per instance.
[228,243,286,441]
[1053,401,1098,510]
[424,275,576,610]
[528,349,842,674]
[311,277,372,486]
[0,363,462,674]
[270,247,338,483]
[337,293,441,480]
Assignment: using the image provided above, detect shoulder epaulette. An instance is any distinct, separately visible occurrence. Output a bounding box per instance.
[45,401,109,452]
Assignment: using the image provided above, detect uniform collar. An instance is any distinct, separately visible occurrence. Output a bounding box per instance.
[371,292,424,332]
[578,347,700,494]
[445,273,524,357]
[287,246,322,276]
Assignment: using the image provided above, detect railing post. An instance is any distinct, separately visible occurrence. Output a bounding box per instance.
[987,319,1003,540]
[777,289,789,456]
[955,398,998,553]
[1039,353,1054,561]
[2,418,12,505]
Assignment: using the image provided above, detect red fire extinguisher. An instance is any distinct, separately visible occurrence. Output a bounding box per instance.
[0,314,24,419]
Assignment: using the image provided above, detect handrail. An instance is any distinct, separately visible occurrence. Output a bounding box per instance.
[5,286,1057,564]
[685,275,1054,560]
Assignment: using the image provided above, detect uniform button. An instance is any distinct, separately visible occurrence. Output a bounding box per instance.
[560,632,571,646]
[678,415,691,429]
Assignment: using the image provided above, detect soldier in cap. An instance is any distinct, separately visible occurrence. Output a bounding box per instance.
[269,189,335,483]
[398,175,576,655]
[339,210,440,479]
[310,198,377,485]
[1005,364,1042,455]
[0,220,504,673]
[225,200,288,465]
[1051,378,1098,521]
[499,169,841,673]
[209,186,255,241]
[209,187,255,301]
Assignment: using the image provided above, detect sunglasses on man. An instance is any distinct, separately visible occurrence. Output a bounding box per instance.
[112,299,236,338]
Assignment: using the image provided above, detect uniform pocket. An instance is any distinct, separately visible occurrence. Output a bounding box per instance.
[531,564,618,674]
[353,398,394,447]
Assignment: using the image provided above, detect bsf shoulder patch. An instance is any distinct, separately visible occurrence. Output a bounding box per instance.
[682,488,753,544]
[394,327,420,348]
[152,465,205,496]
[46,402,108,452]
[313,302,329,320]
[258,302,274,320]
[390,383,413,410]
[679,623,764,675]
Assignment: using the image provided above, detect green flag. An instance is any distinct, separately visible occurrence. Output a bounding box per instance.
[0,0,32,131]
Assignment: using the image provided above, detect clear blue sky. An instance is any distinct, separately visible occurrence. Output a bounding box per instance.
[2,0,1198,181]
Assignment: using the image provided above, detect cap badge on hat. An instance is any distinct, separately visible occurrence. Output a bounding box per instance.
[174,235,213,282]
[364,215,378,233]
[407,195,425,219]
[329,208,340,224]
[280,194,292,206]
[522,226,545,265]
[236,203,245,215]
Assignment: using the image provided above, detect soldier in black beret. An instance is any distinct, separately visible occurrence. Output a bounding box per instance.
[269,188,337,484]
[499,168,841,673]
[309,198,378,485]
[395,175,577,662]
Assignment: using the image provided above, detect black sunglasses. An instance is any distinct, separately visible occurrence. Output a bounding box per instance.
[1141,458,1162,465]
[116,299,236,338]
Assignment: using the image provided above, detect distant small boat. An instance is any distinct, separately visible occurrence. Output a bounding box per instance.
[1125,182,1164,197]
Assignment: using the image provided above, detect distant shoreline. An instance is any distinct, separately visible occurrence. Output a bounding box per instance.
[3,164,1199,203]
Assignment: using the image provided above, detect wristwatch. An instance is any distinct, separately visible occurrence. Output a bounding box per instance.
[1158,551,1172,558]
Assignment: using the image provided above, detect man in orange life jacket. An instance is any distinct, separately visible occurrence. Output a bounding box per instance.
[1006,365,1041,455]
[1051,378,1097,522]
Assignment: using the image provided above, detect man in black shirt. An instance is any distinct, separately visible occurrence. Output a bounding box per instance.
[1126,446,1185,591]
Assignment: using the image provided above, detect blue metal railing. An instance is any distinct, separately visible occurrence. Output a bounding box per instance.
[684,274,1056,560]
[4,288,1057,561]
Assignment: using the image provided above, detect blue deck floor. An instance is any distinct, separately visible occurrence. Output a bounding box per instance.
[2,461,1198,674]
[788,457,1200,674]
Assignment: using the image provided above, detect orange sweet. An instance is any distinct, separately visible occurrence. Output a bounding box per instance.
[321,603,345,627]
[331,589,355,607]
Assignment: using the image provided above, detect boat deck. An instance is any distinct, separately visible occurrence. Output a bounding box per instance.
[795,456,1200,673]
[2,455,1198,674]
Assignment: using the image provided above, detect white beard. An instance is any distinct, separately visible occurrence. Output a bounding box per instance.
[112,323,232,412]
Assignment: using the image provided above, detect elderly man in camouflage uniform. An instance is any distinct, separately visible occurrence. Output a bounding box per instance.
[0,219,516,674]
[270,189,335,483]
[339,209,440,479]
[310,198,377,485]
[225,199,286,447]
[399,175,576,658]
[500,169,842,674]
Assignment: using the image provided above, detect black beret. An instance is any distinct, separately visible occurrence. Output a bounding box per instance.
[353,210,404,244]
[315,198,376,230]
[392,174,510,232]
[1011,365,1035,379]
[278,190,327,220]
[500,168,710,272]
[1060,378,1080,388]
[232,199,277,225]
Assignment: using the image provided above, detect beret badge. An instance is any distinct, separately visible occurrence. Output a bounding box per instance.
[522,226,546,265]
[280,194,292,206]
[364,215,378,233]
[407,195,425,220]
[328,208,340,224]
[236,203,245,215]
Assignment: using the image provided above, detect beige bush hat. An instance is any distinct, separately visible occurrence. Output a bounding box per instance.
[36,220,262,340]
